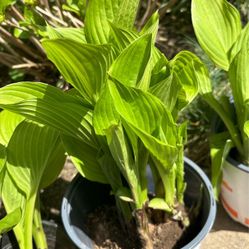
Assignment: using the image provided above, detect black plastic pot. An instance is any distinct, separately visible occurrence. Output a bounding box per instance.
[0,220,57,249]
[61,157,216,249]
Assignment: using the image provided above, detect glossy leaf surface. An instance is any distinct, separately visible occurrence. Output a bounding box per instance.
[42,39,112,104]
[192,0,241,70]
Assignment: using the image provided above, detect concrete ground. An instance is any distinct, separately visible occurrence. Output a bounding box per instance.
[201,204,249,249]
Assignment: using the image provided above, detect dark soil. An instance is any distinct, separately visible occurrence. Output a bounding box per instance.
[85,205,188,249]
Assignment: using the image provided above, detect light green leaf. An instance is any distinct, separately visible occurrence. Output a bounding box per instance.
[175,123,187,203]
[229,45,249,130]
[150,55,169,87]
[0,110,24,146]
[61,135,108,184]
[109,34,152,90]
[114,187,134,203]
[244,120,249,137]
[46,26,86,44]
[192,0,241,70]
[6,121,61,196]
[0,0,15,22]
[105,123,146,208]
[148,198,171,212]
[140,11,159,43]
[109,23,139,51]
[108,81,178,169]
[1,171,25,247]
[42,39,113,104]
[113,0,140,30]
[210,132,233,199]
[170,51,209,112]
[40,140,66,189]
[85,0,140,44]
[229,23,249,62]
[0,82,96,147]
[0,208,22,234]
[150,74,180,112]
[0,144,6,177]
[93,85,120,136]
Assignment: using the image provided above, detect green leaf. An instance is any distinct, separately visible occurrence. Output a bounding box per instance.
[0,82,96,147]
[150,74,180,112]
[23,6,45,26]
[140,11,159,43]
[210,132,234,199]
[6,121,61,196]
[61,135,108,184]
[85,0,140,44]
[93,84,120,136]
[0,110,24,146]
[109,23,139,51]
[40,139,66,189]
[0,144,6,177]
[148,198,171,212]
[63,0,86,16]
[114,187,134,203]
[175,123,187,203]
[150,54,169,87]
[0,0,15,22]
[170,51,210,112]
[46,26,86,44]
[108,81,178,169]
[42,39,113,104]
[1,171,25,247]
[105,124,146,208]
[229,44,249,130]
[192,0,241,70]
[97,152,123,191]
[229,23,249,62]
[113,0,140,30]
[0,208,22,234]
[109,34,152,90]
[244,120,249,137]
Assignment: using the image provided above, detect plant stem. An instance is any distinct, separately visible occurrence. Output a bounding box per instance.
[33,197,48,249]
[23,193,37,249]
[203,93,244,156]
[134,208,153,249]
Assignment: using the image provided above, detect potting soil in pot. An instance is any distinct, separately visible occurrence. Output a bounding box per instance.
[84,204,200,249]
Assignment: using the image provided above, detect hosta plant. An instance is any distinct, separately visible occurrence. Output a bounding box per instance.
[192,0,249,196]
[0,111,66,249]
[0,0,211,248]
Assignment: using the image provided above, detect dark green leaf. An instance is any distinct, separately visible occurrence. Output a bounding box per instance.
[61,135,108,184]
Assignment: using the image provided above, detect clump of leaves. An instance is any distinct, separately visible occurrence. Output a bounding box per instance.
[192,0,249,197]
[0,0,211,248]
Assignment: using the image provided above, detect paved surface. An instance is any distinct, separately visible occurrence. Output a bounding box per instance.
[201,204,249,249]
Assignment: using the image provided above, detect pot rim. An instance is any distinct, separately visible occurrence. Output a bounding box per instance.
[61,157,216,249]
[226,155,249,174]
[181,157,216,249]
